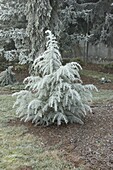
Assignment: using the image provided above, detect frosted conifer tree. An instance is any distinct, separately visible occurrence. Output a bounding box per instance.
[13,30,97,126]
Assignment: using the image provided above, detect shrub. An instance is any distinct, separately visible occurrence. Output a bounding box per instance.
[0,66,16,86]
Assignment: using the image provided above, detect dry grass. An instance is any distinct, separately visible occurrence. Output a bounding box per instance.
[93,89,113,104]
[0,95,75,170]
[81,69,113,81]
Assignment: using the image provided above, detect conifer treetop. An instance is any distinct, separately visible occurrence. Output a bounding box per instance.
[33,30,62,76]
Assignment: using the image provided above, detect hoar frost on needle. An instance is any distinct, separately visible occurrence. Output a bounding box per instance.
[12,30,97,126]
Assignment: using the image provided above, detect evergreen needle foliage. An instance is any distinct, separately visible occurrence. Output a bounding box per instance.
[13,30,97,126]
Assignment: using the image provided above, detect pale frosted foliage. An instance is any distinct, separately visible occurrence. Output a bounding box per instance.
[0,28,29,62]
[4,50,17,61]
[100,13,113,44]
[25,0,52,56]
[0,1,25,21]
[0,1,29,63]
[0,66,16,86]
[13,31,97,126]
[33,30,62,76]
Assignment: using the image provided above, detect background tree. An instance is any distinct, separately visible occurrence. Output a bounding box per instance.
[100,13,113,60]
[1,0,113,66]
[0,0,29,71]
[23,0,113,63]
